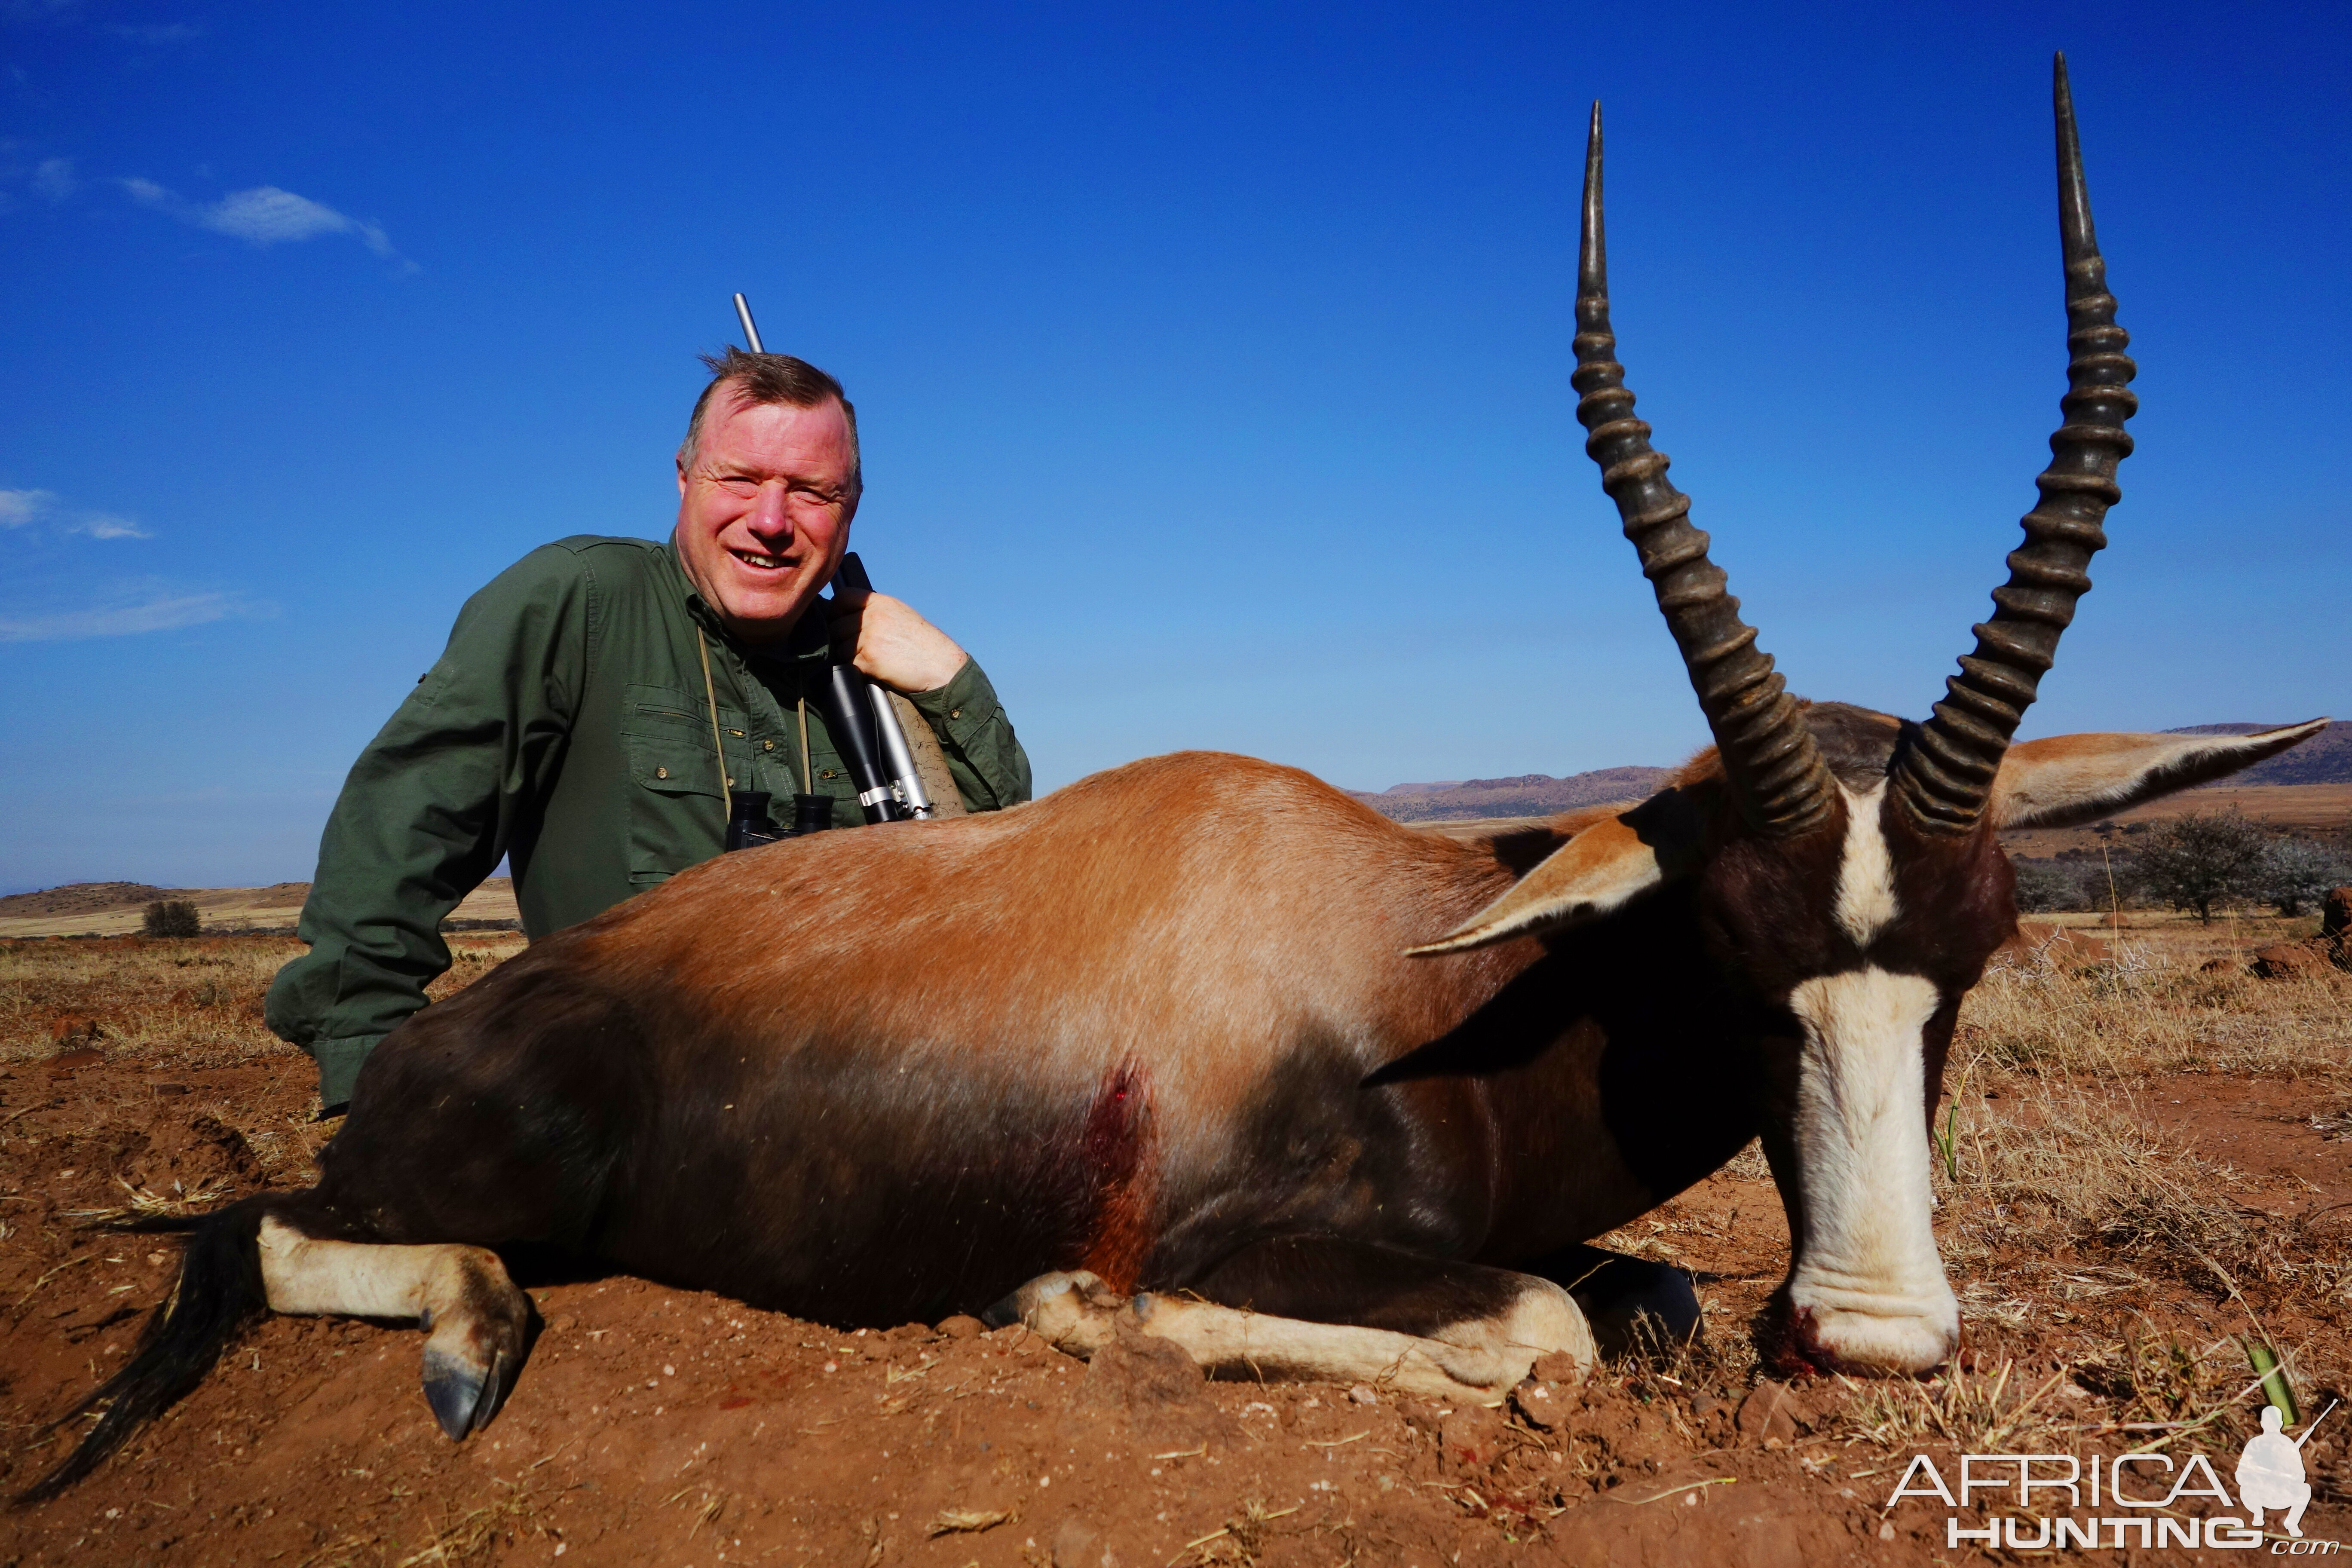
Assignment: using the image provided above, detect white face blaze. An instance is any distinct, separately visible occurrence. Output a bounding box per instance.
[1780,784,1962,1372]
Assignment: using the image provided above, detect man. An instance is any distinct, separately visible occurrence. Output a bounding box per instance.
[266,350,1031,1111]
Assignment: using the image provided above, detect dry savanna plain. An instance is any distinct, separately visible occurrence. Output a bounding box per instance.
[0,818,2348,1565]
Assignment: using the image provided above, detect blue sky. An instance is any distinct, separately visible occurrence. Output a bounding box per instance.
[3,1,2346,891]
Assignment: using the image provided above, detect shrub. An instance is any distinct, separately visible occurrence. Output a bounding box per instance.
[2130,810,2269,923]
[2259,837,2352,917]
[141,900,201,937]
[2012,858,2094,913]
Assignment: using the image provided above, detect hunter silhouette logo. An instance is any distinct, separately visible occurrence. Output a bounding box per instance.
[2238,1403,2320,1537]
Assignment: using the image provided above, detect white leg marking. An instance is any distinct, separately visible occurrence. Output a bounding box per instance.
[258,1215,479,1319]
[1007,1271,1592,1400]
[1783,968,1959,1372]
[1833,783,1898,947]
[258,1216,530,1437]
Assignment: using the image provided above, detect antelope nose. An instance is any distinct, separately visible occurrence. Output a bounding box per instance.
[1782,1294,1960,1378]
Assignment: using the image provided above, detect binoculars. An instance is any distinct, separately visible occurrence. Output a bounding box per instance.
[725,790,836,852]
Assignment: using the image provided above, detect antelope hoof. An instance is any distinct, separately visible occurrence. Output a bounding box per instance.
[983,1269,1132,1356]
[423,1343,514,1439]
[415,1262,531,1439]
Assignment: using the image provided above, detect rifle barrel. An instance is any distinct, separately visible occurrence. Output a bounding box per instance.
[733,293,766,353]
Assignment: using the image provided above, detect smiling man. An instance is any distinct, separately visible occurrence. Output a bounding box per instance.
[265,350,1031,1111]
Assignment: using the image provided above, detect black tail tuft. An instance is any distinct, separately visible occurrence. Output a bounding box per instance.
[14,1195,274,1505]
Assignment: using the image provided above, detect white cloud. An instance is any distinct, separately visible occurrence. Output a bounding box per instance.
[31,156,75,201]
[69,512,149,539]
[0,488,58,527]
[122,176,404,264]
[0,591,248,643]
[0,487,148,538]
[197,185,394,257]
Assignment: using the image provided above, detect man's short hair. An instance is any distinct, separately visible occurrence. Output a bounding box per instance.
[678,348,861,491]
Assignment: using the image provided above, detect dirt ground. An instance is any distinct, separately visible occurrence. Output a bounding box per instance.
[0,920,2348,1566]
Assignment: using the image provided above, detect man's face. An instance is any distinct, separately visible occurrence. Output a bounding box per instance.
[673,386,860,643]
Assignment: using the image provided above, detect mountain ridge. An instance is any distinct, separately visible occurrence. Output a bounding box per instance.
[1354,719,2348,823]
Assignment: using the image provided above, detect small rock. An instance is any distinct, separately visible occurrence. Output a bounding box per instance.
[1529,1350,1588,1385]
[1510,1381,1561,1432]
[48,1016,104,1049]
[1397,1400,1445,1436]
[1439,1401,1508,1470]
[1735,1380,1800,1445]
[1052,1516,1117,1568]
[937,1314,985,1339]
[1689,1393,1722,1418]
[1347,1383,1378,1405]
[1073,1317,1239,1445]
[2252,941,2333,980]
[1878,1520,1896,1541]
[1084,1320,1204,1407]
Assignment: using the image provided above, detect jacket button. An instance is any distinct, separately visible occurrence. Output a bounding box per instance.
[655,766,668,779]
[762,740,775,751]
[949,708,961,720]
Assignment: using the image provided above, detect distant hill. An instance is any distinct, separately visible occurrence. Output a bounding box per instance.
[0,881,190,919]
[1351,765,1674,824]
[1352,718,2347,825]
[2170,721,2350,786]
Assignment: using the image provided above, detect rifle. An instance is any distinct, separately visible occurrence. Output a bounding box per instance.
[727,294,941,833]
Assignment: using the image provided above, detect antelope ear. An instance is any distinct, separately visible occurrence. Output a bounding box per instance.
[1407,788,1707,956]
[1988,718,2330,831]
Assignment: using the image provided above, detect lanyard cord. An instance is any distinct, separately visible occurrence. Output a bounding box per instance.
[796,695,813,793]
[695,628,732,821]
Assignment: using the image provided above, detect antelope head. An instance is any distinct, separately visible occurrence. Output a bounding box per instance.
[1416,56,2326,1376]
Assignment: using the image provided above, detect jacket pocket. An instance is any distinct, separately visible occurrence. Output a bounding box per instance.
[618,684,728,882]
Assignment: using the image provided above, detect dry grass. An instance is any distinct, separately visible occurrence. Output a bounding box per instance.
[1961,921,2352,1082]
[1841,1357,2077,1453]
[0,939,303,1067]
[0,934,528,1067]
[1936,935,2352,1318]
[0,933,526,1186]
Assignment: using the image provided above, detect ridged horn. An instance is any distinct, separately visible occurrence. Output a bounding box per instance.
[1571,103,1834,837]
[1893,53,2139,834]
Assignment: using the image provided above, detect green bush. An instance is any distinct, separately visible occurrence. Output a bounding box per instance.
[2130,811,2269,923]
[141,899,201,937]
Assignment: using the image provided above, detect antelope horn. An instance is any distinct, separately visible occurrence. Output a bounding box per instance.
[1571,103,1833,836]
[1893,53,2139,834]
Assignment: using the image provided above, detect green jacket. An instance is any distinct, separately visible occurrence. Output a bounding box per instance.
[264,535,1031,1106]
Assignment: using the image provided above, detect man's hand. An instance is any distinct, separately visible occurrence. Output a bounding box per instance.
[827,589,968,694]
